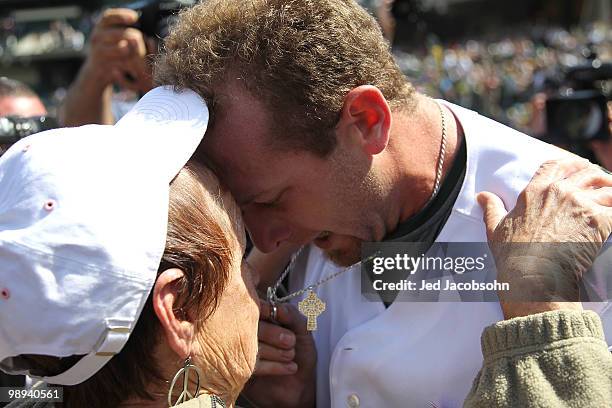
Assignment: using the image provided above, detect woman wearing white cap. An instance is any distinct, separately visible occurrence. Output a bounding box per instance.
[0,87,261,407]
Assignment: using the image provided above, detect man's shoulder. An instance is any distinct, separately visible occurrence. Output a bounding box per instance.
[450,104,570,221]
[449,101,558,156]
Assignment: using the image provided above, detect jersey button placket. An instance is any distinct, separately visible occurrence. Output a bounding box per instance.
[346,393,360,408]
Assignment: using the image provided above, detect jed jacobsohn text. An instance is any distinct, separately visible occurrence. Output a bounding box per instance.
[372,278,510,292]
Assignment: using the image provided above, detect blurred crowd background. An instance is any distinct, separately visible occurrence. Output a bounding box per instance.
[396,23,611,135]
[0,0,610,150]
[0,0,610,401]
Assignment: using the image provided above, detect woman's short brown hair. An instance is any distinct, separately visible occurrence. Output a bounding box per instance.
[154,0,416,157]
[22,164,239,407]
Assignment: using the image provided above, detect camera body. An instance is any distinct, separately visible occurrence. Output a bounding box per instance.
[546,60,612,144]
[0,116,59,145]
[123,0,196,39]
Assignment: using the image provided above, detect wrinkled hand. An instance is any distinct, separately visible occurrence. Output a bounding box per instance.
[477,157,612,319]
[82,8,154,93]
[241,302,316,408]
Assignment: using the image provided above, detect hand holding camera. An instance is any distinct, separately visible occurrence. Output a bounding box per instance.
[59,8,156,126]
[84,8,155,95]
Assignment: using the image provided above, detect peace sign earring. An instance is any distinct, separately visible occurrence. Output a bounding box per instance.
[168,356,204,407]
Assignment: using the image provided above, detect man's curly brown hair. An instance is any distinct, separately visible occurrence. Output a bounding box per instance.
[154,0,416,157]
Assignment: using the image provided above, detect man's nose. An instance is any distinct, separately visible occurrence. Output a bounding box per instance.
[242,209,292,253]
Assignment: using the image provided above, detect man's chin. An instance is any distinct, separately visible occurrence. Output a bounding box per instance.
[314,233,364,267]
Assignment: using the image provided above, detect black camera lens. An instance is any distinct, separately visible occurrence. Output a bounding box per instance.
[0,116,60,145]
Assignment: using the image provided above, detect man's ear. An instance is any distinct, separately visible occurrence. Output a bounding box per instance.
[152,268,194,359]
[338,85,391,155]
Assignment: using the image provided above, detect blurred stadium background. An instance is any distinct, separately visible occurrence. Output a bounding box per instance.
[0,0,609,136]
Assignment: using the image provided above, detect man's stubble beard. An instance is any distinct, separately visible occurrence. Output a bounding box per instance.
[323,158,386,267]
[324,238,363,267]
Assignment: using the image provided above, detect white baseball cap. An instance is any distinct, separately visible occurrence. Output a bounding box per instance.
[0,86,209,385]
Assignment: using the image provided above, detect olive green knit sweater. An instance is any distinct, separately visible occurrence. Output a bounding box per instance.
[464,310,612,407]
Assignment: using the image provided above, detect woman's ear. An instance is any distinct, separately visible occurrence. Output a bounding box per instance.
[337,85,392,155]
[152,268,194,359]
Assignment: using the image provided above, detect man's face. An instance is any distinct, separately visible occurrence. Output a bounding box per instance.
[202,83,384,266]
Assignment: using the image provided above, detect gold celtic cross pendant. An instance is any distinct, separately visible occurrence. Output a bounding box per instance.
[298,289,326,331]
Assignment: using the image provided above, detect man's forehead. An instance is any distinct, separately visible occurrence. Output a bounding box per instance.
[201,117,285,204]
[198,79,297,200]
[207,155,286,206]
[201,85,268,158]
[202,116,270,176]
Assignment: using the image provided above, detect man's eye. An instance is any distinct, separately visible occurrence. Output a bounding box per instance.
[254,193,283,208]
[256,199,278,208]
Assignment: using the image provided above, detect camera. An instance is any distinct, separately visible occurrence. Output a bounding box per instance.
[546,57,611,144]
[123,0,196,39]
[0,116,59,145]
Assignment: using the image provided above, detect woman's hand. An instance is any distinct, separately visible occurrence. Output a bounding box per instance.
[478,156,612,319]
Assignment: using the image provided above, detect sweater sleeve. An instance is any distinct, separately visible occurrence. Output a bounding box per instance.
[464,310,612,408]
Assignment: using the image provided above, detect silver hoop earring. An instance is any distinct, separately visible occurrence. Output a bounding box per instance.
[168,356,204,407]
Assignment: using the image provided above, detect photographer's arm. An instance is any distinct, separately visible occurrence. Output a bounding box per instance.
[375,0,396,43]
[465,157,612,407]
[60,64,115,126]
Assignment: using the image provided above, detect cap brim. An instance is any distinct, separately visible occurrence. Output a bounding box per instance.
[115,86,209,182]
